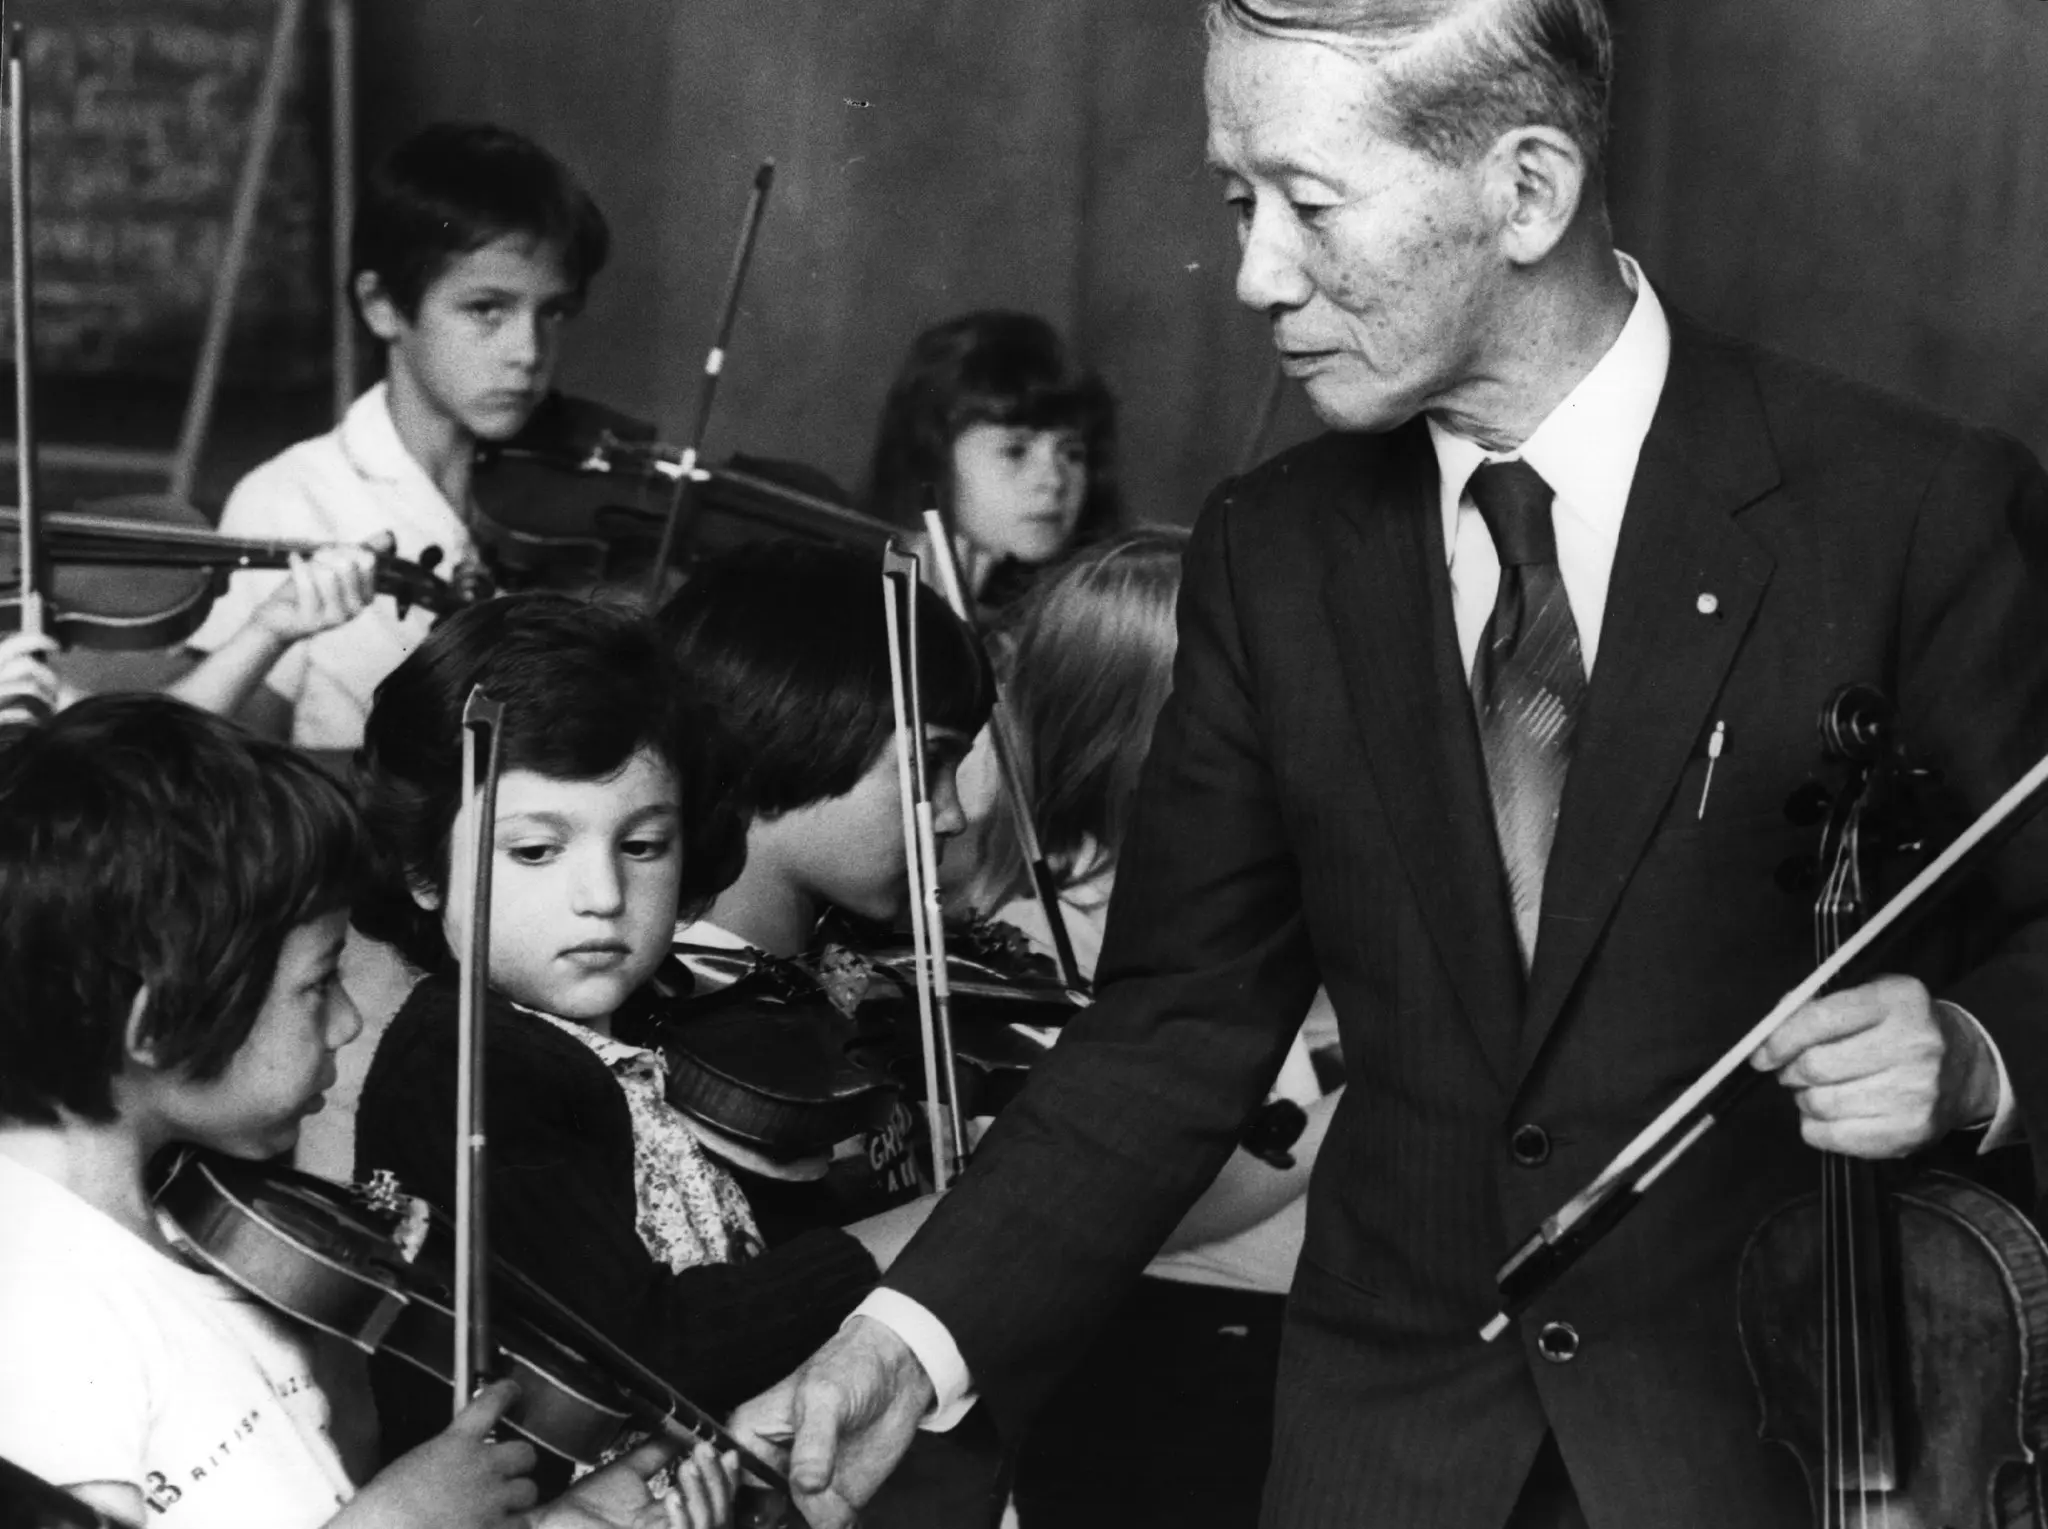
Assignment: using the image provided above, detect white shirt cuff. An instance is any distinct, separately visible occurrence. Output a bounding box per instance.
[849,1289,978,1432]
[1941,1000,2020,1152]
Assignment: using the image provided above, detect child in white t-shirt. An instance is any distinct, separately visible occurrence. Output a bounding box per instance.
[0,696,733,1529]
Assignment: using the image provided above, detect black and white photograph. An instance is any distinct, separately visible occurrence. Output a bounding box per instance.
[2,2,2047,1526]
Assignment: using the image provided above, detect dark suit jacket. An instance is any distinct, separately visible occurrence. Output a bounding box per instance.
[884,315,2048,1528]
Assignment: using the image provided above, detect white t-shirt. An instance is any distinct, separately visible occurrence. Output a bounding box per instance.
[185,383,475,750]
[0,1153,355,1527]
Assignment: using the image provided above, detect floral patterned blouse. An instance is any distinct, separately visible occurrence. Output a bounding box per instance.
[531,1011,762,1269]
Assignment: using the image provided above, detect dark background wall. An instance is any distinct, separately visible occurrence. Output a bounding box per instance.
[15,1,2048,527]
[1607,0,2048,464]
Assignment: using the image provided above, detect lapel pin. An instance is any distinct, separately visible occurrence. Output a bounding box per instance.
[1697,720,1727,820]
[1696,592,1720,617]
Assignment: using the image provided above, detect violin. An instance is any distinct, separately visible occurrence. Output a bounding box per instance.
[462,163,893,597]
[470,397,892,592]
[0,497,469,650]
[628,945,1048,1173]
[630,954,904,1164]
[155,1146,790,1516]
[1737,686,2048,1526]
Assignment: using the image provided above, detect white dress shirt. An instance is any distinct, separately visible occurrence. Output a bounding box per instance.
[1431,252,1668,679]
[185,384,476,750]
[855,253,2011,1427]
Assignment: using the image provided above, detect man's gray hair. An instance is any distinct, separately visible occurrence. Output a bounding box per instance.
[1207,0,1614,179]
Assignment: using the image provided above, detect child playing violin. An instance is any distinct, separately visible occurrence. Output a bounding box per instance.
[657,540,1015,1529]
[0,695,732,1529]
[656,540,991,1229]
[956,529,1343,1529]
[863,311,1121,615]
[180,122,607,750]
[350,593,928,1500]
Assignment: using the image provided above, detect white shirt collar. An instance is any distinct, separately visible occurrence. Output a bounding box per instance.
[1428,251,1671,563]
[339,381,421,486]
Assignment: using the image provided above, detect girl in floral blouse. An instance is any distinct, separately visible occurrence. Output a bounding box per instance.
[350,594,926,1496]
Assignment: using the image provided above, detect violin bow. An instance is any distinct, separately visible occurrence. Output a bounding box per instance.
[920,497,1086,992]
[6,20,51,721]
[643,159,776,603]
[1481,736,2048,1340]
[882,547,967,1189]
[453,685,507,1407]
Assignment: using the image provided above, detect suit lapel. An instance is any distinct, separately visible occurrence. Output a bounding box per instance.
[1514,320,1783,1081]
[1320,422,1526,1086]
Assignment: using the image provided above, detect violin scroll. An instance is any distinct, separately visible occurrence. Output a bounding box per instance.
[1818,682,1892,764]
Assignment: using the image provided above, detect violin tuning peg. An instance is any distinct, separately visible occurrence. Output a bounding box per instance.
[418,544,445,574]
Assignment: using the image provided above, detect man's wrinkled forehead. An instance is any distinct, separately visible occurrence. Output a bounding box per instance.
[1204,27,1389,176]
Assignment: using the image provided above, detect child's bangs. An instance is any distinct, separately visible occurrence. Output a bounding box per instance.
[955,375,1109,439]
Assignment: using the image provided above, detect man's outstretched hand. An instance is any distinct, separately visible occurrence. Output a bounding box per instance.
[728,1317,936,1529]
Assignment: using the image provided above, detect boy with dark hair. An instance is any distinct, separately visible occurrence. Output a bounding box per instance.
[0,696,729,1529]
[180,122,609,749]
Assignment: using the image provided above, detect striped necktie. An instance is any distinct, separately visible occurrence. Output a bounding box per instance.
[1468,459,1586,969]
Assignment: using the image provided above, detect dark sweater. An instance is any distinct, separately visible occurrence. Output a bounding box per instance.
[354,973,877,1472]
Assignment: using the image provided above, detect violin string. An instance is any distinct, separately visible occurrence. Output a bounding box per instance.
[1823,1148,1838,1525]
[1819,836,1849,1523]
[1840,818,1880,1529]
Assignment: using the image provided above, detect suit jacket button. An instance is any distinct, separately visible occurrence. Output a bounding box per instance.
[1538,1322,1580,1363]
[1509,1123,1551,1166]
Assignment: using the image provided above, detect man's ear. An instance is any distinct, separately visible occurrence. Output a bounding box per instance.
[355,270,407,344]
[1488,125,1592,267]
[122,986,159,1069]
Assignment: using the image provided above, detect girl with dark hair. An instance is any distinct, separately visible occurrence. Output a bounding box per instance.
[862,311,1122,613]
[349,594,919,1496]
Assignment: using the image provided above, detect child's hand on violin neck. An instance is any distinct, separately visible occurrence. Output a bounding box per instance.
[0,630,61,726]
[253,534,391,642]
[340,1376,540,1528]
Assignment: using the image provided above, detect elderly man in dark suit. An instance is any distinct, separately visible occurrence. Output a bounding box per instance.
[736,2,2048,1525]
